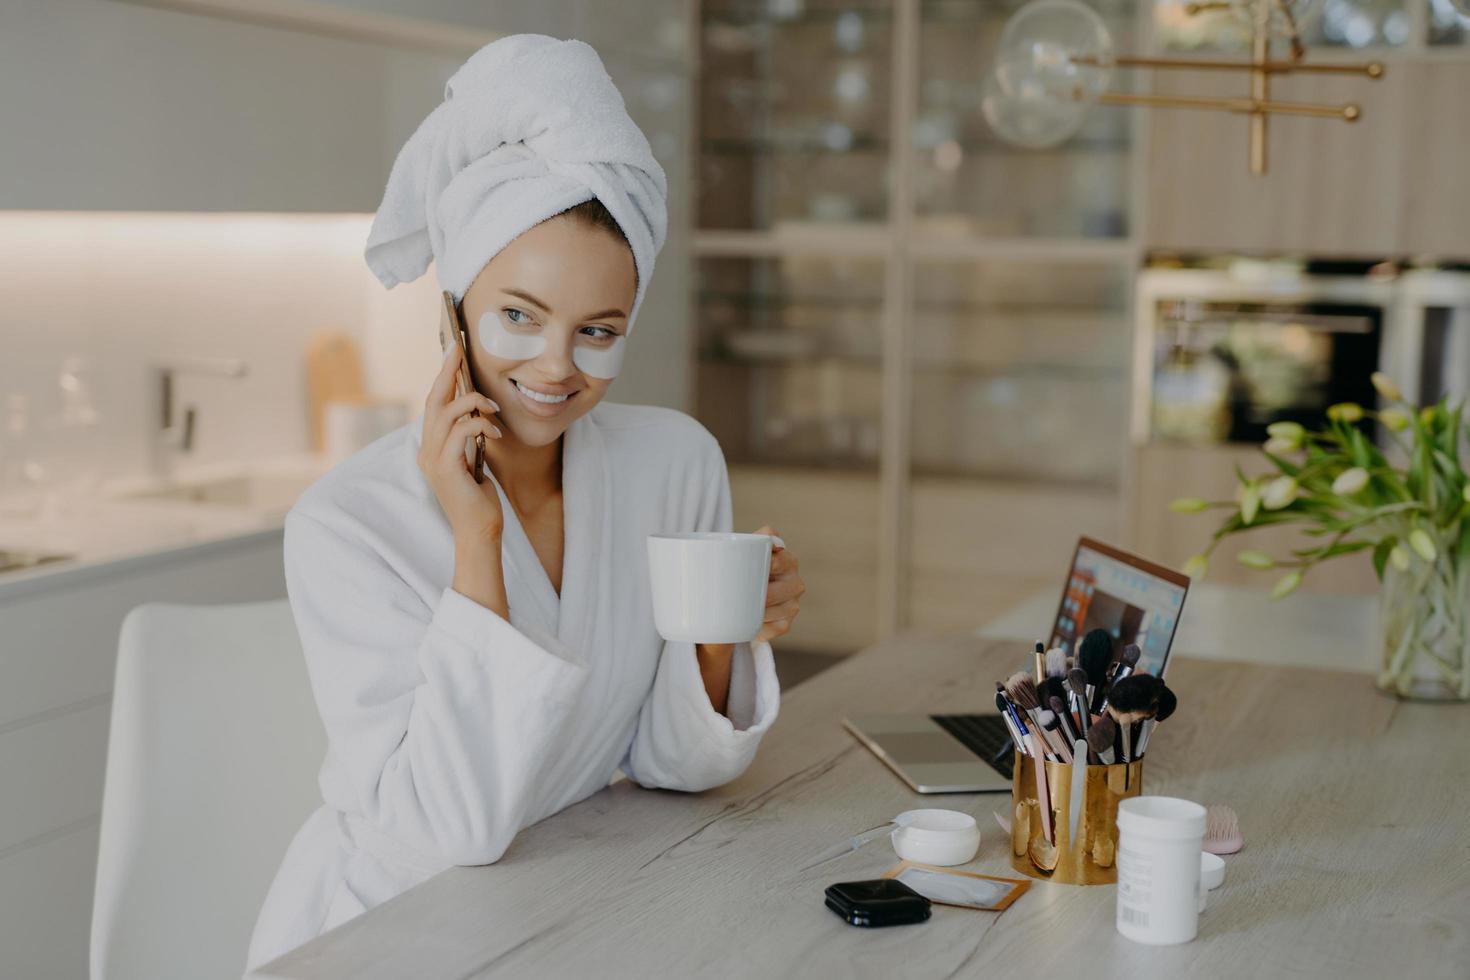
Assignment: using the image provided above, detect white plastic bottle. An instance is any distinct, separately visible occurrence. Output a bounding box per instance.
[1115,796,1207,945]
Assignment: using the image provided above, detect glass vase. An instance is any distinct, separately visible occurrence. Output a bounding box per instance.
[1377,544,1470,701]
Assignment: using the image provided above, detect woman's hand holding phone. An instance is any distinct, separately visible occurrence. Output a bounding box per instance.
[418,349,504,547]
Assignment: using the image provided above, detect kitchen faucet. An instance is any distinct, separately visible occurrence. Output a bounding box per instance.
[149,356,249,478]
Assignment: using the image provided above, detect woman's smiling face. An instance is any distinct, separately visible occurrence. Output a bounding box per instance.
[458,212,637,448]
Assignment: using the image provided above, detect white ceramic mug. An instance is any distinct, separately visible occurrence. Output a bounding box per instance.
[646,532,783,644]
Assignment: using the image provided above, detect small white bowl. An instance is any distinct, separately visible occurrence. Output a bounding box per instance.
[1200,851,1225,891]
[890,809,981,866]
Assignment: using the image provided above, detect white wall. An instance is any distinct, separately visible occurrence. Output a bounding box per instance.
[0,211,385,488]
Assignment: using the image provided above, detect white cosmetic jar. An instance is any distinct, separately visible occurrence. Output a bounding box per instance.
[890,809,981,866]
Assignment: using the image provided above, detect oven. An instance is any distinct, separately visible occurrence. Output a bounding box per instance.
[1131,260,1470,446]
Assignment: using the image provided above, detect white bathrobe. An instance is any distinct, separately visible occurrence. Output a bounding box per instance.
[244,402,781,972]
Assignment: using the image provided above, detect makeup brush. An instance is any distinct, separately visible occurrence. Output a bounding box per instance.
[1104,674,1162,762]
[1132,683,1176,757]
[1100,659,1156,714]
[1008,673,1067,760]
[1039,710,1073,763]
[1005,671,1043,725]
[1079,629,1113,714]
[1004,673,1054,844]
[1106,673,1163,716]
[1048,694,1077,744]
[1066,668,1090,736]
[995,687,1029,756]
[1038,675,1069,733]
[1033,641,1046,683]
[1087,713,1116,765]
[1112,642,1143,685]
[1045,646,1068,679]
[1017,678,1076,764]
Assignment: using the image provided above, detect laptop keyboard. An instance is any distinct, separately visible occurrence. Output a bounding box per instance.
[930,713,1015,780]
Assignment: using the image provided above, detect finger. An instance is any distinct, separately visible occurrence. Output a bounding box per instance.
[425,346,463,415]
[769,548,798,577]
[439,415,501,471]
[429,391,499,455]
[756,618,790,643]
[753,525,785,549]
[763,599,800,623]
[765,576,804,605]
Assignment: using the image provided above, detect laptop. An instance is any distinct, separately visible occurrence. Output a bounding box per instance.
[843,537,1191,793]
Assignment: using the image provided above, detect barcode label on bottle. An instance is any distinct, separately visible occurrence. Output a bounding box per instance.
[1119,905,1150,928]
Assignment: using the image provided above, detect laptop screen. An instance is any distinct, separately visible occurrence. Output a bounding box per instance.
[1049,539,1189,678]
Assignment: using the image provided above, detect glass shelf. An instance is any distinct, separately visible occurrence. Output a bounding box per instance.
[699,1,894,230]
[908,257,1133,485]
[1152,0,1417,51]
[1430,0,1470,44]
[695,254,885,471]
[914,0,1138,239]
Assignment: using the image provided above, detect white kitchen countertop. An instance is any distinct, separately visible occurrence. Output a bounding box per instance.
[0,452,335,600]
[978,581,1381,674]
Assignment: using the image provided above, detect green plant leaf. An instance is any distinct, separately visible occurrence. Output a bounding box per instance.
[1261,449,1301,477]
[1373,537,1396,579]
[1294,540,1372,560]
[1346,426,1372,468]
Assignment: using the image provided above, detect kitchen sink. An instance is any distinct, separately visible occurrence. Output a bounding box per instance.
[119,474,312,512]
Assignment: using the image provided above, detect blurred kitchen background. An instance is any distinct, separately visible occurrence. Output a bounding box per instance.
[1,0,1468,975]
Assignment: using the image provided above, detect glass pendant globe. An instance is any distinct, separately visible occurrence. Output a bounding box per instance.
[981,69,1088,150]
[995,0,1115,103]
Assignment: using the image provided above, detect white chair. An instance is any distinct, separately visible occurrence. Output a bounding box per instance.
[90,600,326,980]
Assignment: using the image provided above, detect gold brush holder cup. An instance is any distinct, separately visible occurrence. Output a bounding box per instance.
[1010,755,1143,885]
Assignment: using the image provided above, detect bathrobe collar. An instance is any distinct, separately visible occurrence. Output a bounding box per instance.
[409,411,611,660]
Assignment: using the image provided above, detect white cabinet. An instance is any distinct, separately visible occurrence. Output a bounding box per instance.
[0,0,457,212]
[0,534,286,980]
[1143,63,1406,255]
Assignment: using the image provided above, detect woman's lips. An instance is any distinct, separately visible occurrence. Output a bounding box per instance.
[510,379,579,417]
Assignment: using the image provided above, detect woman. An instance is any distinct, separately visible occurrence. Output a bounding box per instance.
[245,35,804,972]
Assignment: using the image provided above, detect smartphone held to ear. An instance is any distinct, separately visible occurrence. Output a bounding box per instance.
[438,290,487,484]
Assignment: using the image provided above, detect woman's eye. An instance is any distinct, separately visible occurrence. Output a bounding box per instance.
[580,325,619,343]
[504,308,533,325]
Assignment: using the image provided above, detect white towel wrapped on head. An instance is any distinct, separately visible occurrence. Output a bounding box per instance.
[364,33,668,332]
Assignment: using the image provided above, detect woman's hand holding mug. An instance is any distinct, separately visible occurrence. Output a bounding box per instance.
[753,525,804,644]
[646,527,804,645]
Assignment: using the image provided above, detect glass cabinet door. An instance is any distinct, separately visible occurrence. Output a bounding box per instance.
[915,0,1137,239]
[695,252,887,653]
[902,256,1132,631]
[695,254,885,469]
[699,0,893,230]
[1152,0,1414,50]
[1430,0,1470,45]
[906,257,1132,484]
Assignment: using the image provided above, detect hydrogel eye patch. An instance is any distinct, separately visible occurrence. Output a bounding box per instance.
[570,334,626,380]
[478,309,627,380]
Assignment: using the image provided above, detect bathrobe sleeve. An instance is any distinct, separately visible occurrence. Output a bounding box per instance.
[282,506,589,866]
[620,430,782,793]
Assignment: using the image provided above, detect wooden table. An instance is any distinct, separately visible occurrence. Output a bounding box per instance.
[251,634,1470,979]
